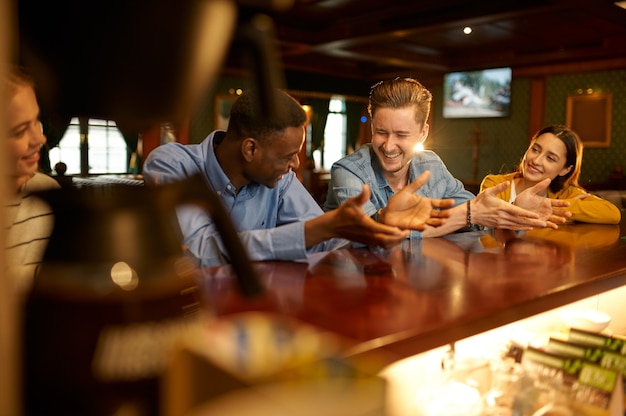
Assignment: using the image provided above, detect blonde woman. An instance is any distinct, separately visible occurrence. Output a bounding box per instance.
[4,66,60,292]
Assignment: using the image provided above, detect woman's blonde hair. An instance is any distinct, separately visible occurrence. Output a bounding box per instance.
[4,65,36,99]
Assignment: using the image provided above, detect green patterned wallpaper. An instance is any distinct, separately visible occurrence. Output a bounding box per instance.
[433,69,626,187]
[544,70,626,186]
[194,69,626,189]
[429,79,531,184]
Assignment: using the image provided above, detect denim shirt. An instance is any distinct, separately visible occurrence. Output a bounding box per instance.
[324,144,475,239]
[143,131,347,267]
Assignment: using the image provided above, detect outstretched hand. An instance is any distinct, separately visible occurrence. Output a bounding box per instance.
[513,178,571,228]
[471,181,549,230]
[317,184,409,249]
[379,171,454,231]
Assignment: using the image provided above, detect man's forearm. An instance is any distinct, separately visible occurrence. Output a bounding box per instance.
[304,212,336,247]
[421,203,467,237]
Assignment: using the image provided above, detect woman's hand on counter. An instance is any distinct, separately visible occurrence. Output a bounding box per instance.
[514,178,571,228]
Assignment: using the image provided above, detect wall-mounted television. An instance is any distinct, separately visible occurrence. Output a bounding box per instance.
[442,67,512,119]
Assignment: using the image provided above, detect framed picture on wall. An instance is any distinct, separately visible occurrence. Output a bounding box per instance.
[214,95,237,130]
[565,93,612,147]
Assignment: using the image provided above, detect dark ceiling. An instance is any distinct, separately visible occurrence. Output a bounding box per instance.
[233,0,626,85]
[14,0,626,127]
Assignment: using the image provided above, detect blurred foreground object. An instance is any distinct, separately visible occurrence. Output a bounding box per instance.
[163,312,386,416]
[16,0,237,132]
[23,175,263,415]
[560,308,612,333]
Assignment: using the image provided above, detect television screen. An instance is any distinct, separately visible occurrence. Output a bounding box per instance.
[442,67,512,118]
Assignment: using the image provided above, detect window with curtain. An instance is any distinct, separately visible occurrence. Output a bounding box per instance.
[321,96,347,171]
[48,118,129,175]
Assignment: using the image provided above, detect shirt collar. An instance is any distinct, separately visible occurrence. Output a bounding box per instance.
[368,145,391,191]
[368,144,417,191]
[205,131,236,196]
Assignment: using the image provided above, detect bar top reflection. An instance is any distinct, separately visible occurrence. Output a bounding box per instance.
[199,223,626,363]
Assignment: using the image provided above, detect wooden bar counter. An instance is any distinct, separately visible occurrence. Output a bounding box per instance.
[198,222,626,364]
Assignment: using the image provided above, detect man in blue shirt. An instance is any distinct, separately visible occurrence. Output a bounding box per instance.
[324,77,571,238]
[143,88,452,267]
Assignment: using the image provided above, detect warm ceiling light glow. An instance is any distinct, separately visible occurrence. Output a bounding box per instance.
[110,262,138,291]
[615,1,626,10]
[463,26,472,35]
[302,104,312,124]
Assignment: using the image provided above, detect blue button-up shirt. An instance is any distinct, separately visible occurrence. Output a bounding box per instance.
[324,144,475,239]
[143,131,347,267]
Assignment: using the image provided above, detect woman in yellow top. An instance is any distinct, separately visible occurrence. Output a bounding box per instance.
[480,125,621,224]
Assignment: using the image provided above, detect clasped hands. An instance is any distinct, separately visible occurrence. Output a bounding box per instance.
[334,171,571,250]
[376,172,571,231]
[510,178,571,228]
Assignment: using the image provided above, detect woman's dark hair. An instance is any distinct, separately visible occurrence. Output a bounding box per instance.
[519,125,583,193]
[226,88,307,142]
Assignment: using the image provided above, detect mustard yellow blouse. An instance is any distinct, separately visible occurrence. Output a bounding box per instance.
[480,172,621,225]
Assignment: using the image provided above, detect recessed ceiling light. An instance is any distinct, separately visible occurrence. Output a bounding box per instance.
[463,26,472,35]
[615,1,626,9]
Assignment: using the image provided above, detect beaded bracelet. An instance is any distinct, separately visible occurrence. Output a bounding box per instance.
[466,200,472,227]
